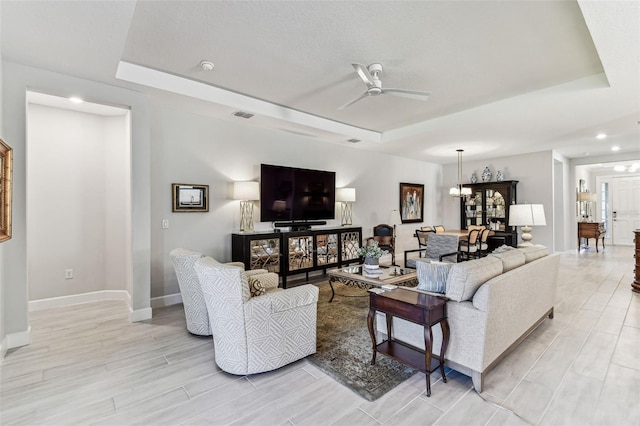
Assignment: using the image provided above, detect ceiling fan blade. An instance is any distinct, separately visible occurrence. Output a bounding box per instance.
[338,92,370,110]
[352,63,375,87]
[383,88,431,101]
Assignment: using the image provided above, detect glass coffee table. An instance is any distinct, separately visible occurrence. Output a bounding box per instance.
[327,265,418,302]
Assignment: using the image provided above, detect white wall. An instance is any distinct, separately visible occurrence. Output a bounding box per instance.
[2,62,151,347]
[149,105,442,299]
[441,151,556,249]
[27,104,130,300]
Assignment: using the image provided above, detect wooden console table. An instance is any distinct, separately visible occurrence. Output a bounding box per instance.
[367,288,449,397]
[578,222,605,252]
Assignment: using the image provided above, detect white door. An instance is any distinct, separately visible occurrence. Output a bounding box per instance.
[611,176,640,245]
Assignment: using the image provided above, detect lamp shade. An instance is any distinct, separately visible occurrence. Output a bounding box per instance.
[233,181,259,201]
[508,204,546,226]
[577,192,597,202]
[389,209,402,226]
[336,187,356,203]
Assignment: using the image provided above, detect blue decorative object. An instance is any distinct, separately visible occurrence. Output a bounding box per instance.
[482,167,492,182]
[471,173,478,184]
[496,170,504,181]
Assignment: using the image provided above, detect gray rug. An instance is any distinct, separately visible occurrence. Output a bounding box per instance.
[308,282,418,401]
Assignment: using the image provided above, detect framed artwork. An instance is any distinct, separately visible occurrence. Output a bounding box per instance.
[172,183,209,212]
[0,138,12,242]
[399,182,424,224]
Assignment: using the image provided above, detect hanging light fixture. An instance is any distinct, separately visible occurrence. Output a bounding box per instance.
[449,149,472,198]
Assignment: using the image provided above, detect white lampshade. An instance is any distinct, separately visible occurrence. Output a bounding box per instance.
[389,209,402,226]
[508,204,547,227]
[577,192,597,202]
[233,181,259,201]
[449,185,472,197]
[336,187,356,203]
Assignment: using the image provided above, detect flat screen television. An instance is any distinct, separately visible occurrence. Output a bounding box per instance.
[260,164,336,222]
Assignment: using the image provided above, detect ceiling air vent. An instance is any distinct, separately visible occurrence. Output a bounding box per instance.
[232,111,254,119]
[347,138,361,143]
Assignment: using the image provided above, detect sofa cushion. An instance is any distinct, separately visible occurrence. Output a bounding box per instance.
[488,250,525,272]
[445,256,503,302]
[416,260,454,294]
[518,245,548,263]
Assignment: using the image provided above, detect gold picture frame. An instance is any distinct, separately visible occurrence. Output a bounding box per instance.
[172,183,209,212]
[0,138,13,242]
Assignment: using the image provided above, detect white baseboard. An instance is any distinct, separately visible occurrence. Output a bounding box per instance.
[5,326,31,350]
[151,292,182,308]
[129,307,152,322]
[29,290,131,312]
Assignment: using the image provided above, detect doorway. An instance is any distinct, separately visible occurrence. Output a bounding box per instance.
[26,91,132,305]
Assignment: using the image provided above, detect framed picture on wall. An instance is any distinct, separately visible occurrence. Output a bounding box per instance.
[0,138,13,242]
[399,182,424,224]
[172,183,209,212]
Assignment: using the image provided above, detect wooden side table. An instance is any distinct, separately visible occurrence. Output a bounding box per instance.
[367,288,450,397]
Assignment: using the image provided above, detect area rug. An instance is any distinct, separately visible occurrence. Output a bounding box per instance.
[308,282,418,401]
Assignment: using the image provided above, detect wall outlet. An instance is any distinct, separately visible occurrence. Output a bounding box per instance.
[65,269,74,279]
[162,219,169,229]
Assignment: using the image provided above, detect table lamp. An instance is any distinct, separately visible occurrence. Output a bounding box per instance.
[336,187,356,226]
[508,204,546,246]
[233,181,259,232]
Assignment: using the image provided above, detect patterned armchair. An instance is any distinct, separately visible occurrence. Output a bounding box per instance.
[170,248,279,336]
[194,257,319,375]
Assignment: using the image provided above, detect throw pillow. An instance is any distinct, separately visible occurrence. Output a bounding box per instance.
[416,260,453,294]
[248,276,265,297]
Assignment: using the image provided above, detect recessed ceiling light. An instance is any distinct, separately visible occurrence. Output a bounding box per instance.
[200,60,215,71]
[614,165,626,172]
[69,96,83,104]
[611,146,620,151]
[596,133,607,139]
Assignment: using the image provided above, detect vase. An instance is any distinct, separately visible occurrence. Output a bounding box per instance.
[471,173,478,184]
[364,256,379,269]
[482,166,492,182]
[496,170,504,182]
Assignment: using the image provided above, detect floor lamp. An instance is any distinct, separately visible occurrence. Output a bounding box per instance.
[233,181,259,232]
[508,204,546,246]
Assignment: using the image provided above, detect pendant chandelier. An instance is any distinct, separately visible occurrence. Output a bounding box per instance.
[449,149,472,198]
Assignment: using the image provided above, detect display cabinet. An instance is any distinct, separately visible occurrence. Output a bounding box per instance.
[232,226,362,288]
[459,180,518,248]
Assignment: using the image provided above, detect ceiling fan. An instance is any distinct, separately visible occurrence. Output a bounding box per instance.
[339,63,431,110]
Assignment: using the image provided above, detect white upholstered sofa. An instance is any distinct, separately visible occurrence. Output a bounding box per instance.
[376,245,560,391]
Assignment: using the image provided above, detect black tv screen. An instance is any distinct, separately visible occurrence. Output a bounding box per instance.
[260,164,336,222]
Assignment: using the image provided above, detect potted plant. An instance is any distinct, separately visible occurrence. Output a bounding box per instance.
[358,241,388,269]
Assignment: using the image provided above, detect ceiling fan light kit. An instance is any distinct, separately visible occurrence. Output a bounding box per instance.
[339,62,431,109]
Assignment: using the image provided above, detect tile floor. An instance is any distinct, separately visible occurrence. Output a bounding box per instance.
[1,246,638,425]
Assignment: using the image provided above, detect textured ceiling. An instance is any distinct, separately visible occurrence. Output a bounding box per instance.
[2,0,638,164]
